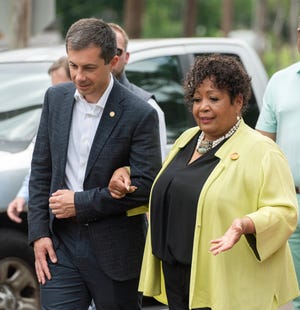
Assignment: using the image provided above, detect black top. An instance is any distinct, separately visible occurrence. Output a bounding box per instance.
[151,132,225,264]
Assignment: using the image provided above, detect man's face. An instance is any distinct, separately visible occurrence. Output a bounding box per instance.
[68,45,117,103]
[111,30,130,79]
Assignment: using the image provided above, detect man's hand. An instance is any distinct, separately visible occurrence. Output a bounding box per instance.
[33,237,57,285]
[7,197,26,223]
[49,189,75,218]
[108,167,137,199]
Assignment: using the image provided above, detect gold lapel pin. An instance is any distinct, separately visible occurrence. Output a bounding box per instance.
[230,152,239,160]
[109,111,115,117]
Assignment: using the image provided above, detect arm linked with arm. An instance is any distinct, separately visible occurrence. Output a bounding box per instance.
[74,107,161,223]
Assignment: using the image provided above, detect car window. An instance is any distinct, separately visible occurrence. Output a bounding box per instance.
[126,55,196,144]
[0,62,51,152]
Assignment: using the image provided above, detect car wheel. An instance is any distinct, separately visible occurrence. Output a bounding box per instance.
[0,229,40,310]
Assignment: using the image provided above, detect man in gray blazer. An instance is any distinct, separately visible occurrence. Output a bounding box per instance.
[109,23,167,161]
[28,18,161,309]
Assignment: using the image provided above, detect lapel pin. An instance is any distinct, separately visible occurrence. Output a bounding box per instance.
[230,152,239,160]
[109,111,115,117]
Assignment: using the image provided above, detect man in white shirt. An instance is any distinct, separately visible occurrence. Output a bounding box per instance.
[27,18,161,309]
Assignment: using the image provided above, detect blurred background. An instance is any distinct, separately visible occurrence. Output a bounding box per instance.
[0,0,299,77]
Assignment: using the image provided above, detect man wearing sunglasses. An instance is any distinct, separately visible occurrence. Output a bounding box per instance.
[109,23,167,161]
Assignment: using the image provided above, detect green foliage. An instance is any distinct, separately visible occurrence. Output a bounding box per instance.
[262,45,298,77]
[143,0,184,37]
[55,0,300,75]
[56,0,124,36]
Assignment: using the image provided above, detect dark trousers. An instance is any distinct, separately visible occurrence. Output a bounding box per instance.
[40,220,141,310]
[162,261,211,310]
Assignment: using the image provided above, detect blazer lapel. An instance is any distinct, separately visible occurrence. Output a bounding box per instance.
[58,84,76,174]
[84,82,123,179]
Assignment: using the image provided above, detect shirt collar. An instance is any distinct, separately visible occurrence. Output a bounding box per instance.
[74,73,114,114]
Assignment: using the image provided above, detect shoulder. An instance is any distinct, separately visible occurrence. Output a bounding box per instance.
[46,81,75,97]
[112,79,154,113]
[269,61,300,83]
[127,83,153,102]
[118,73,153,101]
[235,122,280,153]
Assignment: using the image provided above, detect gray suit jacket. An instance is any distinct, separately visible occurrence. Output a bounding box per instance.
[28,79,161,281]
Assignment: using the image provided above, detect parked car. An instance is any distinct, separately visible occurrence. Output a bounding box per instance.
[0,37,268,309]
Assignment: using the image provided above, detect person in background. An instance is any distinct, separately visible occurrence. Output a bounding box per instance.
[48,55,71,85]
[109,22,167,161]
[109,54,299,310]
[255,17,300,310]
[28,18,161,309]
[7,56,71,223]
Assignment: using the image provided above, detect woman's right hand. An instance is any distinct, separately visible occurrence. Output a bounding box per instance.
[108,167,137,199]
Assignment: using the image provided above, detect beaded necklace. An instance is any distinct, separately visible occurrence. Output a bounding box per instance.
[196,118,241,155]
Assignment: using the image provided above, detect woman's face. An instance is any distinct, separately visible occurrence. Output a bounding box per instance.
[192,78,243,141]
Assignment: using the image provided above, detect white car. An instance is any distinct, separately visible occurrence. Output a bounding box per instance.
[0,38,268,309]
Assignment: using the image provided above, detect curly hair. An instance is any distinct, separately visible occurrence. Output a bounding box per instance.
[184,54,252,114]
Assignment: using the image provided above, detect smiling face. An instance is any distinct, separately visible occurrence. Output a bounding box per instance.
[68,45,117,103]
[192,78,243,141]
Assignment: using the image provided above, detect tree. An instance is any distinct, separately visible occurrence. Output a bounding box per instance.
[221,0,233,36]
[183,0,197,37]
[10,0,32,49]
[289,0,299,61]
[124,0,144,38]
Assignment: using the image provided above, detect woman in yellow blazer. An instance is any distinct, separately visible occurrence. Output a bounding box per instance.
[109,54,299,310]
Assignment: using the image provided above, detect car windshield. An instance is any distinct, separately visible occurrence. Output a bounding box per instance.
[0,62,52,153]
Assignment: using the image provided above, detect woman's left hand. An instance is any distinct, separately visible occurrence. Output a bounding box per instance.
[209,217,255,255]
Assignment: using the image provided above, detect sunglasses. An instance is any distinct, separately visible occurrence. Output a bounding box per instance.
[116,48,124,56]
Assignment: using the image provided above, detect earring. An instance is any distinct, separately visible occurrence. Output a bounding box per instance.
[237,115,241,121]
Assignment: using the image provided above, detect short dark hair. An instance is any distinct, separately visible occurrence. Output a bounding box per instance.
[184,54,252,114]
[47,56,70,79]
[65,18,116,64]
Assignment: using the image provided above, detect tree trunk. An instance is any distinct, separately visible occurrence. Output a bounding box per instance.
[253,0,267,54]
[124,0,144,38]
[221,0,233,37]
[272,0,285,68]
[10,0,32,49]
[183,0,197,37]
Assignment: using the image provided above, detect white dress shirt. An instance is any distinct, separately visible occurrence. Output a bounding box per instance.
[65,75,114,192]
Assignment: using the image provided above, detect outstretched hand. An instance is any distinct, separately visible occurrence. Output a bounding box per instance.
[209,217,255,256]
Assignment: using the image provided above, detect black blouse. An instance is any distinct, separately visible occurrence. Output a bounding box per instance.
[151,132,225,265]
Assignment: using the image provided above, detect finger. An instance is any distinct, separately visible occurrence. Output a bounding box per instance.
[209,244,221,253]
[124,179,131,191]
[128,186,138,193]
[47,246,57,264]
[35,260,45,284]
[10,213,22,223]
[210,238,222,244]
